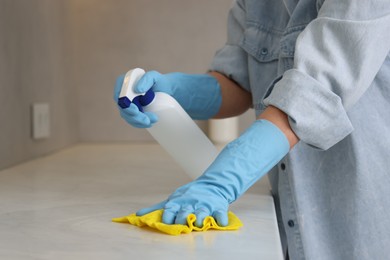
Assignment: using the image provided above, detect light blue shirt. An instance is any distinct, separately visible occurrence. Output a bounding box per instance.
[210,0,390,259]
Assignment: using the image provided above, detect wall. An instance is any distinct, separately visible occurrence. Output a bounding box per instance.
[0,0,79,170]
[68,0,241,142]
[0,0,256,170]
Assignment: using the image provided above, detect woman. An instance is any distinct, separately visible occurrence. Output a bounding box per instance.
[114,1,390,259]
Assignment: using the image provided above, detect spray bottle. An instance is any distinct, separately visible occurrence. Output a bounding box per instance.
[118,68,219,179]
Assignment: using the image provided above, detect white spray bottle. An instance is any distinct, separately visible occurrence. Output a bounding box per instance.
[118,68,219,179]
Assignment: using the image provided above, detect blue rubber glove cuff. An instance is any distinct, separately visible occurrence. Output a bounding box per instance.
[197,119,290,203]
[136,119,290,227]
[135,71,222,120]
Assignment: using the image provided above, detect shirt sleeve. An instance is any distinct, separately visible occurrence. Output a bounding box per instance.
[263,0,390,150]
[209,0,250,92]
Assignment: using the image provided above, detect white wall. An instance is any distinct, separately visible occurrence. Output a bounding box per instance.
[0,0,256,170]
[68,0,237,142]
[0,0,79,170]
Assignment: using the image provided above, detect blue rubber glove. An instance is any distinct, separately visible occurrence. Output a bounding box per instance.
[136,119,290,227]
[113,71,222,128]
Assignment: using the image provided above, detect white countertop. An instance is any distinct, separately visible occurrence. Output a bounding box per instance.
[0,143,283,260]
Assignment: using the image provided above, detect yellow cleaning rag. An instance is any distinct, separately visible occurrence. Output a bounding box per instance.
[112,209,243,236]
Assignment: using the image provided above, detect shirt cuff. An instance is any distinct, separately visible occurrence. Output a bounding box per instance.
[263,69,354,150]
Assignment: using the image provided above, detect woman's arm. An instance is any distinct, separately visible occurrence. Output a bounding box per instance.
[209,71,252,118]
[263,0,390,150]
[210,71,299,149]
[259,105,299,149]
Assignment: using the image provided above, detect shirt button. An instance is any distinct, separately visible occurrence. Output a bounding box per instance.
[261,48,268,55]
[281,163,286,171]
[288,220,295,227]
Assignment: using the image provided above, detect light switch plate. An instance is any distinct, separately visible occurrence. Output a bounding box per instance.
[32,103,50,139]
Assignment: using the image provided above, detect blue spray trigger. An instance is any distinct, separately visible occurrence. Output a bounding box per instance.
[140,89,155,106]
[132,96,143,112]
[117,89,155,112]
